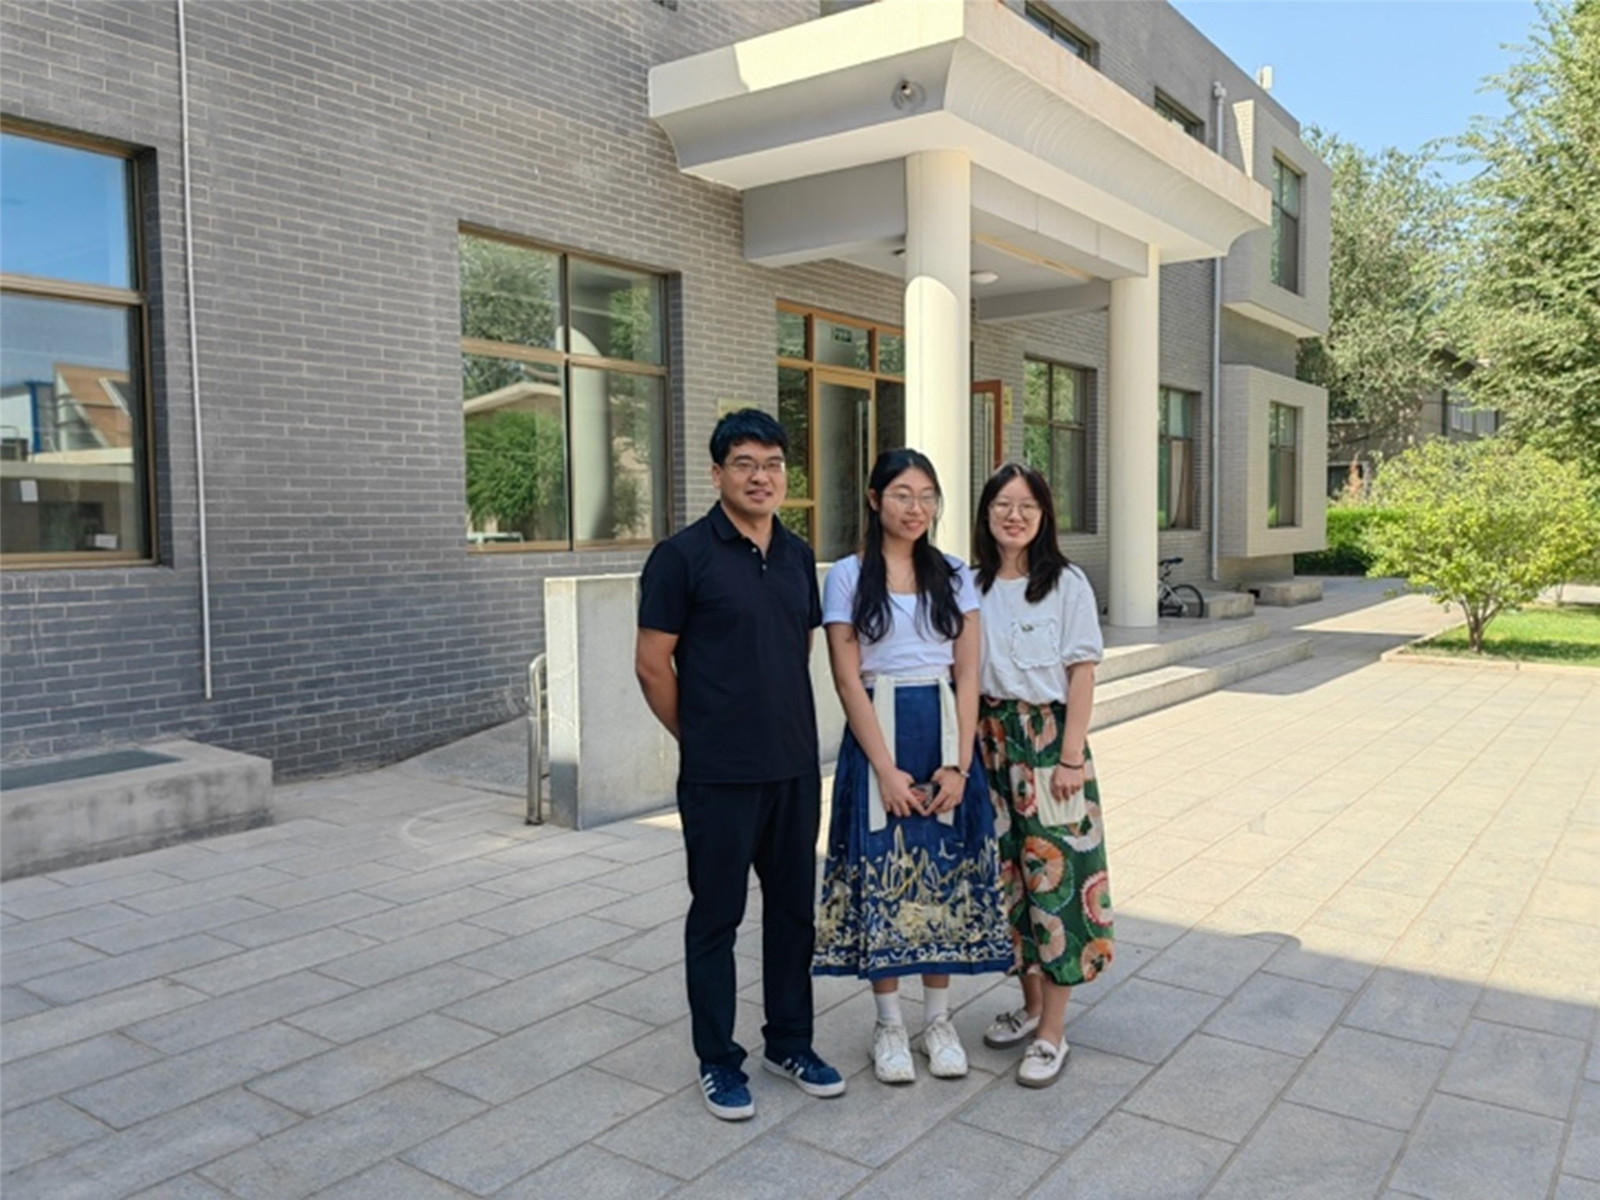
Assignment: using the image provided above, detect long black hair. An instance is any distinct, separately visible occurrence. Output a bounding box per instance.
[973,461,1073,603]
[852,448,965,643]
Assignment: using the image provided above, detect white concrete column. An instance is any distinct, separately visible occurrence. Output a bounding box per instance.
[904,150,972,560]
[1107,243,1160,627]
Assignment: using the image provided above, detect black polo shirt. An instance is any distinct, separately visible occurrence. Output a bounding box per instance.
[638,503,821,785]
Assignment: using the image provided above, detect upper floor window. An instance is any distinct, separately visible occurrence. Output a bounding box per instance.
[1268,402,1299,527]
[1024,3,1096,65]
[459,230,669,550]
[1158,387,1198,529]
[1271,158,1302,293]
[1154,92,1204,141]
[1,128,152,564]
[1024,357,1091,533]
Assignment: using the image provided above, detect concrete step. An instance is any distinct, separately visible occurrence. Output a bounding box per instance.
[1092,634,1315,729]
[1200,590,1256,619]
[1255,578,1325,606]
[1098,618,1270,684]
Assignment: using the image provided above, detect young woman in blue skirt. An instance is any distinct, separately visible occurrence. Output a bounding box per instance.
[813,448,1011,1084]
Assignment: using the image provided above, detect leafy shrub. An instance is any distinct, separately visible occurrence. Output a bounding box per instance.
[1294,505,1398,574]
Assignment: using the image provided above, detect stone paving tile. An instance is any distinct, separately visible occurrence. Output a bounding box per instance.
[462,882,633,935]
[441,954,644,1036]
[1208,1100,1404,1200]
[589,1015,702,1095]
[125,969,357,1055]
[576,849,689,896]
[781,1067,992,1169]
[1062,977,1223,1065]
[337,887,511,942]
[427,1004,657,1104]
[313,922,505,989]
[303,1159,470,1199]
[849,1120,1055,1199]
[1557,1176,1600,1200]
[1475,987,1596,1042]
[1343,967,1481,1048]
[2,1087,296,1200]
[0,983,51,1020]
[1260,923,1383,992]
[195,1079,483,1200]
[596,926,689,973]
[68,1022,332,1128]
[249,1013,495,1116]
[1285,1026,1449,1131]
[1438,1019,1587,1119]
[596,1072,814,1179]
[118,868,307,918]
[1,1032,162,1113]
[2,939,109,988]
[1202,971,1352,1057]
[126,1173,237,1198]
[357,860,521,906]
[956,1043,1150,1153]
[171,929,379,997]
[1038,1114,1232,1199]
[401,1065,661,1194]
[1389,1093,1565,1200]
[455,913,634,980]
[1122,1033,1300,1142]
[1,979,207,1064]
[1567,1081,1600,1183]
[0,901,145,954]
[587,881,695,931]
[493,1144,687,1200]
[589,965,690,1027]
[665,1134,868,1200]
[1,871,187,921]
[1136,928,1281,997]
[284,962,502,1044]
[0,1097,113,1171]
[239,862,410,910]
[71,897,276,956]
[24,934,242,1005]
[211,892,395,949]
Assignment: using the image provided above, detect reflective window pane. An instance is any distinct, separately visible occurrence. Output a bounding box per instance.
[1024,360,1049,422]
[815,380,869,560]
[459,235,561,350]
[569,367,665,544]
[462,354,568,544]
[777,505,812,543]
[778,366,811,499]
[777,310,807,359]
[814,318,870,370]
[1,134,133,288]
[1052,426,1086,532]
[569,259,662,365]
[1052,366,1083,423]
[0,294,147,554]
[877,332,904,376]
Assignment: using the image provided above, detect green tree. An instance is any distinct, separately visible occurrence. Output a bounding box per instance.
[1296,131,1465,445]
[463,409,568,542]
[1455,0,1600,475]
[1364,439,1600,650]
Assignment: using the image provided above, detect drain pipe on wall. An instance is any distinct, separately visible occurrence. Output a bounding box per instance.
[177,0,214,700]
[1209,80,1227,586]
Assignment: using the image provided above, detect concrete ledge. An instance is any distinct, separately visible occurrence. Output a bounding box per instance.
[1201,590,1256,619]
[1,740,273,880]
[1255,578,1324,607]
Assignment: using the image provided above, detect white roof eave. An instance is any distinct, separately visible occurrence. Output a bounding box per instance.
[649,0,1270,264]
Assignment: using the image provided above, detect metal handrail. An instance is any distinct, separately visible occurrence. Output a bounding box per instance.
[526,653,548,825]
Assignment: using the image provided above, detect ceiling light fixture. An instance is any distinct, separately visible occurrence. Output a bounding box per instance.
[971,270,1000,286]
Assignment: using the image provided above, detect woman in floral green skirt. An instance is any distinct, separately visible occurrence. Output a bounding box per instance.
[972,462,1113,1088]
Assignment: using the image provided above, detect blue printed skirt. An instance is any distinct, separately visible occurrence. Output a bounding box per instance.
[813,683,1012,980]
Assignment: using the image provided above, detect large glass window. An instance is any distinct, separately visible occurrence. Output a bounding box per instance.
[460,231,668,549]
[1269,402,1299,527]
[776,304,904,560]
[1,129,151,563]
[1271,159,1302,293]
[1023,3,1096,64]
[1158,387,1197,529]
[1024,358,1090,533]
[1154,92,1203,141]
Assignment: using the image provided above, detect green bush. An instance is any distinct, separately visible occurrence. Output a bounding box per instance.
[1293,505,1397,574]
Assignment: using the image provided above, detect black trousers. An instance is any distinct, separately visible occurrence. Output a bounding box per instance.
[677,772,821,1073]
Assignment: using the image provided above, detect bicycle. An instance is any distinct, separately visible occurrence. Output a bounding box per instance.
[1157,556,1206,619]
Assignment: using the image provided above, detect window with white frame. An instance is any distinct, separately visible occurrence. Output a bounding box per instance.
[1,127,152,563]
[459,230,669,550]
[1024,357,1091,532]
[1158,387,1198,529]
[1271,158,1303,293]
[1268,402,1299,527]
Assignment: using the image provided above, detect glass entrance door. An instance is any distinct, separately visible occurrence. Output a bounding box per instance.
[814,374,871,561]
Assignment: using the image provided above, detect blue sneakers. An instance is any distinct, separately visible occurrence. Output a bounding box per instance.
[699,1063,755,1121]
[762,1048,847,1098]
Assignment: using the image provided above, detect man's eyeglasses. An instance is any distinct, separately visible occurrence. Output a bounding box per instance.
[882,490,940,511]
[990,501,1041,519]
[722,456,787,479]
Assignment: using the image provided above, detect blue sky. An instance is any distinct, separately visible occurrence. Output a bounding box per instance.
[1171,1,1539,169]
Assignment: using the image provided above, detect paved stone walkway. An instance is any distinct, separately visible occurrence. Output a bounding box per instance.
[3,584,1597,1199]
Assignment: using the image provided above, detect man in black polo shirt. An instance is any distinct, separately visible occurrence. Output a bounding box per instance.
[636,408,845,1120]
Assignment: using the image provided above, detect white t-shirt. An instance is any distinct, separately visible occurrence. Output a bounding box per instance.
[977,565,1104,703]
[823,553,980,679]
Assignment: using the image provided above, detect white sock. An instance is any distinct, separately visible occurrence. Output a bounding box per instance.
[923,984,950,1024]
[874,990,903,1026]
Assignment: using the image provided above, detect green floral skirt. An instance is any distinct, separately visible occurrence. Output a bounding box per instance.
[977,697,1114,987]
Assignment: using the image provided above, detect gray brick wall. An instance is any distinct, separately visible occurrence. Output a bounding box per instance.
[1,0,1318,776]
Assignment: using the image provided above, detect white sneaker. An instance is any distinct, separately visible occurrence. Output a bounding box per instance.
[1016,1037,1068,1088]
[872,1021,916,1084]
[983,1008,1040,1049]
[916,1015,969,1078]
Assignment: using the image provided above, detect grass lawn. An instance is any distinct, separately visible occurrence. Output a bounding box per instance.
[1408,603,1600,666]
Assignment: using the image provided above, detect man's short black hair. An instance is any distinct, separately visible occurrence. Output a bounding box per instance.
[710,408,788,464]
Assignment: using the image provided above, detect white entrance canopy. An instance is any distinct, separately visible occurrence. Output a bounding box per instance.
[648,0,1272,624]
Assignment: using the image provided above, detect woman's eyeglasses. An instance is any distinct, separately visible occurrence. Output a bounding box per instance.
[989,501,1041,519]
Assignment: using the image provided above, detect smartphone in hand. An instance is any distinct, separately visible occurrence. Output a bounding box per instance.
[909,781,935,813]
